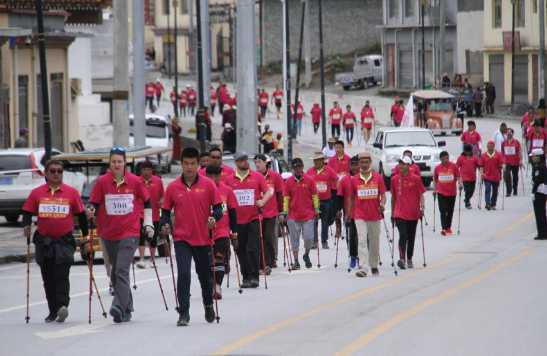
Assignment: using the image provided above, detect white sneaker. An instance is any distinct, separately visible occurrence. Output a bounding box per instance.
[136,261,146,269]
[56,306,68,323]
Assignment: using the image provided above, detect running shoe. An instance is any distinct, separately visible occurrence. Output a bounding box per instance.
[350,256,357,268]
[177,312,190,326]
[204,304,215,323]
[302,254,312,269]
[56,306,68,323]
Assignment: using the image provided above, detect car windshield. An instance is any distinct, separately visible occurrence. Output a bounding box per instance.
[428,100,452,112]
[129,121,167,138]
[384,131,437,148]
[0,155,31,172]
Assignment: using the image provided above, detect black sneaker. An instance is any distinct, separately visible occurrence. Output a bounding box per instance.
[397,259,406,270]
[465,203,472,210]
[534,236,547,240]
[506,194,511,197]
[302,254,312,269]
[250,278,259,288]
[45,313,57,323]
[177,312,190,326]
[109,306,123,324]
[513,191,518,196]
[241,279,251,288]
[204,304,215,323]
[122,313,132,322]
[371,268,379,275]
[291,261,301,270]
[485,205,491,211]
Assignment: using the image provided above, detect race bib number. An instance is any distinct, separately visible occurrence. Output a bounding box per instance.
[333,114,340,119]
[268,184,275,195]
[504,146,516,155]
[105,194,134,215]
[439,173,454,182]
[38,198,70,218]
[234,189,255,206]
[533,139,544,148]
[261,98,268,103]
[358,188,378,199]
[364,118,373,124]
[316,182,328,193]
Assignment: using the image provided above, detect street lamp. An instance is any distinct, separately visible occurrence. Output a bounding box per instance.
[420,0,425,90]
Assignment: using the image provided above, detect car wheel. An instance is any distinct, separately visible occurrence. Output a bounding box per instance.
[343,86,351,91]
[363,79,369,89]
[380,164,390,190]
[4,214,19,224]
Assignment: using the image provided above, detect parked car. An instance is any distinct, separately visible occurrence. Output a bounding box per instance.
[413,90,463,136]
[129,114,173,172]
[222,151,292,180]
[366,128,446,189]
[0,148,87,223]
[335,55,383,91]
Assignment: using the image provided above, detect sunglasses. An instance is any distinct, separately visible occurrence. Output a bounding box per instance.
[210,155,222,159]
[48,169,63,174]
[110,147,126,152]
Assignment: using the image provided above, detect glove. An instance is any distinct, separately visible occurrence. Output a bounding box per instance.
[80,240,90,261]
[144,225,155,242]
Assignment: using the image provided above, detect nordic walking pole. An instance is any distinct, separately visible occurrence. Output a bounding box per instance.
[346,223,351,273]
[25,229,30,324]
[281,222,292,272]
[334,219,341,268]
[233,246,243,294]
[457,188,462,235]
[86,261,107,318]
[477,178,484,210]
[88,221,94,324]
[420,217,427,268]
[258,208,268,289]
[382,215,397,276]
[502,174,505,210]
[281,221,288,268]
[148,240,168,311]
[226,248,230,289]
[208,230,220,323]
[162,233,179,311]
[432,193,436,233]
[132,258,137,290]
[520,164,526,195]
[316,217,321,269]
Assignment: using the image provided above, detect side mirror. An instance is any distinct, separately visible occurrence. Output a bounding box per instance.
[438,141,446,147]
[373,143,382,149]
[281,172,293,181]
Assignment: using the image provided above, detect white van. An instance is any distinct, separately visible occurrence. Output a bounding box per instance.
[129,114,173,172]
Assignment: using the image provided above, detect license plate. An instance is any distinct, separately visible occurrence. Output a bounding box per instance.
[342,80,351,84]
[0,177,13,185]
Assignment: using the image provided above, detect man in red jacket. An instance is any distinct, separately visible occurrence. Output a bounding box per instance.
[501,128,523,197]
[480,140,506,210]
[187,85,197,116]
[258,89,269,121]
[433,151,462,235]
[272,86,284,120]
[329,102,343,138]
[456,144,479,209]
[154,80,164,107]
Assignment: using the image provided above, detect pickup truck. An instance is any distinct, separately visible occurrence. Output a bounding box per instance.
[335,55,383,91]
[367,127,446,189]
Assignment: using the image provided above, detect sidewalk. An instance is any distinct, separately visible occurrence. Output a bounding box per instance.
[0,230,33,265]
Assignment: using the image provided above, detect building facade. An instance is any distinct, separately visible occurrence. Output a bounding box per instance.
[483,0,546,105]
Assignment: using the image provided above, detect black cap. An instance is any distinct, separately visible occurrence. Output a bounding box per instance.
[206,164,222,175]
[291,158,304,167]
[463,144,473,152]
[350,155,359,164]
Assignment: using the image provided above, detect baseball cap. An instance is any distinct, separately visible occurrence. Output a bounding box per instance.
[350,155,359,164]
[399,156,412,164]
[358,152,371,159]
[529,148,544,157]
[291,158,304,167]
[233,151,248,161]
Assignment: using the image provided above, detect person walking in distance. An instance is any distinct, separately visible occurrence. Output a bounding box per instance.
[160,148,223,326]
[392,100,404,127]
[346,152,386,277]
[170,88,179,117]
[199,147,235,183]
[390,96,400,126]
[258,89,269,121]
[479,141,506,211]
[329,102,343,138]
[433,151,463,235]
[187,85,197,116]
[343,105,357,148]
[361,101,375,145]
[253,154,285,274]
[171,118,182,163]
[87,147,153,323]
[472,87,483,117]
[456,144,480,209]
[307,152,339,249]
[281,158,320,269]
[206,164,238,299]
[179,88,188,118]
[224,151,272,288]
[336,156,360,268]
[136,161,164,268]
[328,140,351,180]
[145,82,155,110]
[154,79,164,107]
[391,156,426,269]
[22,159,89,323]
[530,149,547,240]
[484,82,496,115]
[501,128,523,197]
[461,121,482,157]
[210,85,218,115]
[311,103,322,134]
[272,86,284,120]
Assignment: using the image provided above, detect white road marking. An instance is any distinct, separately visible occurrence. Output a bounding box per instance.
[35,320,110,340]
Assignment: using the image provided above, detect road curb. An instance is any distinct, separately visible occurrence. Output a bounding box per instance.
[0,252,35,265]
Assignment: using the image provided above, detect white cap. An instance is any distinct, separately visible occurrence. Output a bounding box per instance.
[399,156,413,164]
[224,123,232,129]
[186,84,190,87]
[529,148,545,157]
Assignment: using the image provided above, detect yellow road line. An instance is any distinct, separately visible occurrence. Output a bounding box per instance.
[490,211,533,241]
[210,254,462,356]
[333,248,535,356]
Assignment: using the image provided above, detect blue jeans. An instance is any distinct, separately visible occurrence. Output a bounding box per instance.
[174,240,213,314]
[484,180,499,207]
[314,199,334,243]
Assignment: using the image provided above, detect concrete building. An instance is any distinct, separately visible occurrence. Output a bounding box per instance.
[380,0,484,90]
[260,0,382,65]
[483,0,546,105]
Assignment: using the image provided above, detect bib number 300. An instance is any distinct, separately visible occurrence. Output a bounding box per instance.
[106,194,134,215]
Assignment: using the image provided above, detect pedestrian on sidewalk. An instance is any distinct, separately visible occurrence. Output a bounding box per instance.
[329,102,343,138]
[456,144,479,209]
[22,159,88,323]
[154,79,165,107]
[199,147,235,183]
[179,89,188,117]
[501,128,523,197]
[87,147,153,323]
[472,87,483,118]
[390,156,426,270]
[14,128,29,148]
[206,164,239,299]
[390,96,400,126]
[254,155,285,273]
[392,100,404,127]
[492,123,507,153]
[433,151,462,235]
[361,101,375,145]
[343,105,357,148]
[136,161,164,269]
[146,82,155,110]
[322,137,336,159]
[336,155,360,268]
[272,86,284,120]
[292,102,304,137]
[160,147,223,326]
[530,149,547,240]
[187,85,197,116]
[225,151,272,288]
[347,152,386,277]
[484,82,496,115]
[479,141,505,211]
[221,123,236,154]
[311,103,322,134]
[210,85,218,116]
[281,158,319,269]
[171,118,182,163]
[307,152,339,249]
[392,150,422,178]
[259,89,269,121]
[461,120,482,157]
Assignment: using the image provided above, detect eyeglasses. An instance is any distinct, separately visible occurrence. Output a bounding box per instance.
[48,169,63,174]
[210,156,222,159]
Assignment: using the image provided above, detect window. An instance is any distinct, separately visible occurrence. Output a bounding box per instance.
[180,0,189,15]
[374,59,382,67]
[389,0,399,19]
[405,0,415,17]
[163,0,170,15]
[493,0,502,28]
[516,0,525,27]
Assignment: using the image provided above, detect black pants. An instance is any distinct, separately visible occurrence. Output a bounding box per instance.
[172,103,179,117]
[212,237,230,286]
[474,103,482,117]
[40,258,71,315]
[179,105,186,117]
[438,193,456,230]
[260,106,267,118]
[533,194,547,239]
[331,124,341,138]
[173,240,213,314]
[313,123,320,133]
[219,102,225,115]
[260,217,277,268]
[156,94,161,106]
[211,105,216,115]
[146,96,154,110]
[189,104,196,116]
[345,127,354,143]
[236,220,261,281]
[485,98,494,114]
[347,219,358,258]
[463,181,476,206]
[314,199,334,243]
[396,218,418,261]
[504,164,519,195]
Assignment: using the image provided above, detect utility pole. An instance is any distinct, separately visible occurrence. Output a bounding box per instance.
[167,1,172,79]
[318,0,327,148]
[35,0,52,159]
[200,0,211,108]
[133,0,146,147]
[439,0,445,77]
[293,1,306,140]
[304,1,311,88]
[174,0,179,117]
[540,0,545,101]
[113,0,129,147]
[282,0,287,158]
[188,0,195,74]
[511,0,516,112]
[236,0,258,153]
[196,0,207,152]
[421,0,425,89]
[285,0,293,162]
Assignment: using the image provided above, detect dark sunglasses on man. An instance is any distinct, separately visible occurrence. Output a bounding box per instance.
[48,169,63,174]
